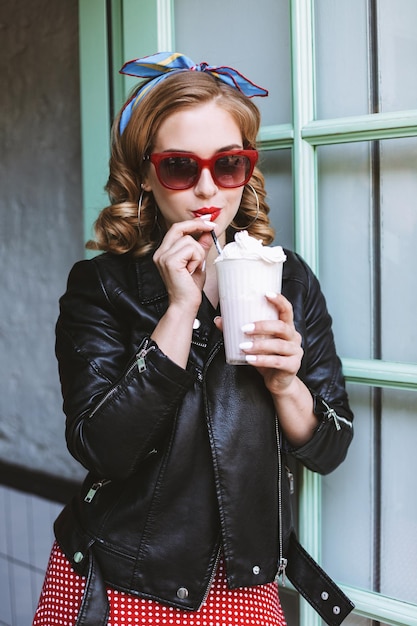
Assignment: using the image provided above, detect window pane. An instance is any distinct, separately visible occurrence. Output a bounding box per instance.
[315,0,417,117]
[314,0,369,118]
[318,138,417,365]
[323,386,417,605]
[322,384,374,591]
[174,0,292,125]
[378,0,417,112]
[262,149,294,249]
[317,142,372,359]
[380,388,417,603]
[380,138,417,363]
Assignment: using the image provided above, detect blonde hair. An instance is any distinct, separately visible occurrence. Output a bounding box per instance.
[87,71,274,256]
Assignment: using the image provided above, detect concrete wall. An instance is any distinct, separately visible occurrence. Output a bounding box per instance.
[0,0,85,481]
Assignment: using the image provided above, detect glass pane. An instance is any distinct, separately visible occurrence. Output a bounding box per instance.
[380,388,417,603]
[317,142,372,359]
[314,0,369,118]
[322,384,374,591]
[174,0,292,125]
[262,149,294,249]
[378,0,417,112]
[380,138,417,363]
[323,385,417,606]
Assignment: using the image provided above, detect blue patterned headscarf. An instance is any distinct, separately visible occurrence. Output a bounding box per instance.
[119,51,268,134]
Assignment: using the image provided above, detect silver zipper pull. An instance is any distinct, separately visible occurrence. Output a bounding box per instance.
[137,351,147,373]
[329,407,341,431]
[277,557,288,586]
[136,341,156,373]
[321,399,342,431]
[285,466,295,495]
[84,482,102,503]
[84,479,110,503]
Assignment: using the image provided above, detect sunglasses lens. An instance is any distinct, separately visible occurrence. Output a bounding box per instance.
[159,156,199,189]
[214,154,252,187]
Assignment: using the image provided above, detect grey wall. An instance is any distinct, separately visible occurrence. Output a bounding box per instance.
[0,0,86,481]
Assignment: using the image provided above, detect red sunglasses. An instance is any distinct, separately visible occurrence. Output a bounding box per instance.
[144,149,258,190]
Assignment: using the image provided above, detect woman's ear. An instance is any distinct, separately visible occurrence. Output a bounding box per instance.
[141,180,152,193]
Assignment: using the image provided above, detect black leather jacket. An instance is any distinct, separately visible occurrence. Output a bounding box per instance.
[53,249,354,623]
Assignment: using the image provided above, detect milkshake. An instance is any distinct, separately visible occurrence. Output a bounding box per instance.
[214,231,286,364]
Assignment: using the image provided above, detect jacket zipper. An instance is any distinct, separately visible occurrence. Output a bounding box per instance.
[191,339,208,349]
[84,479,112,503]
[83,449,158,504]
[285,465,294,495]
[89,338,156,419]
[196,342,226,608]
[275,418,288,585]
[84,340,157,504]
[320,398,354,432]
[198,545,222,609]
[135,339,157,373]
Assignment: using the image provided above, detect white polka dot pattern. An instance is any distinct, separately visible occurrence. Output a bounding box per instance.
[33,542,287,625]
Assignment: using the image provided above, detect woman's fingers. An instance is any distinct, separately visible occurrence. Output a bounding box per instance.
[153,219,216,307]
[237,293,303,371]
[155,220,214,271]
[265,292,294,324]
[213,316,223,331]
[239,335,301,357]
[155,219,214,253]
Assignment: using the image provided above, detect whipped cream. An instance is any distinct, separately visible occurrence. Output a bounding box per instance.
[214,231,286,264]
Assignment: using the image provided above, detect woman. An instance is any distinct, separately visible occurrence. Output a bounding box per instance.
[33,52,354,626]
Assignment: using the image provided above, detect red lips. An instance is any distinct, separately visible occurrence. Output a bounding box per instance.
[193,207,221,221]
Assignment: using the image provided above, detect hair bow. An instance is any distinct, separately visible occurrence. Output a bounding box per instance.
[119,51,268,134]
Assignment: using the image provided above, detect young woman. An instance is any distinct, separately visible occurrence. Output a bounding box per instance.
[33,52,354,626]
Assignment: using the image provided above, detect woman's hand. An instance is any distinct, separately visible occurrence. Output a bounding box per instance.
[237,293,303,395]
[151,219,214,369]
[215,293,302,393]
[153,219,215,313]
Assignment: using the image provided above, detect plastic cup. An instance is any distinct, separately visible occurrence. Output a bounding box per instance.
[215,257,284,364]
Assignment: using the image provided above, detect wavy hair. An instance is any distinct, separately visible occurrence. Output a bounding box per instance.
[87,71,274,256]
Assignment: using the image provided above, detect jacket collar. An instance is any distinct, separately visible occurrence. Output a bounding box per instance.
[134,252,168,305]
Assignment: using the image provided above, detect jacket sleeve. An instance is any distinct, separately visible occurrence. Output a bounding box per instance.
[55,258,195,480]
[285,254,354,475]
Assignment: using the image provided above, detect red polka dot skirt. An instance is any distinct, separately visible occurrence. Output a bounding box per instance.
[33,542,287,625]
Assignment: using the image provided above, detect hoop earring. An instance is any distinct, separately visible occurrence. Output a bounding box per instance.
[138,188,160,233]
[232,183,260,230]
[137,189,145,230]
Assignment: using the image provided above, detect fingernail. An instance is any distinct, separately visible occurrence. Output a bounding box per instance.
[245,355,257,363]
[203,219,214,226]
[239,341,253,350]
[241,323,255,332]
[201,260,206,272]
[265,291,278,298]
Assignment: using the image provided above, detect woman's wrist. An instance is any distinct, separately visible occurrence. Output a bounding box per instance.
[166,300,201,325]
[151,302,199,368]
[271,377,319,447]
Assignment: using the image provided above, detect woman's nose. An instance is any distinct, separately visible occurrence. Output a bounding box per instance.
[194,166,218,197]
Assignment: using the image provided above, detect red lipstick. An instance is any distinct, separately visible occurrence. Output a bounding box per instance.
[193,207,221,221]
